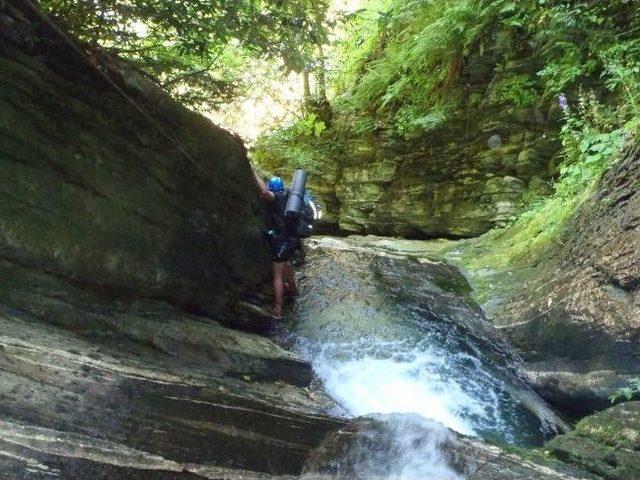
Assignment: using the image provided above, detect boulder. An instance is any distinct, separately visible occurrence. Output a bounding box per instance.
[0,0,271,321]
[546,402,640,480]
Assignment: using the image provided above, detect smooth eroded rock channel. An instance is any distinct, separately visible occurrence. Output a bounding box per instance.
[275,237,569,478]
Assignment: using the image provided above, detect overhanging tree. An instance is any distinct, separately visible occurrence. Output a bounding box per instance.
[39,0,331,109]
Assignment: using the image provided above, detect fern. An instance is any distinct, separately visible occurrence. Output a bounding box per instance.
[334,0,504,136]
[610,378,640,404]
[331,0,640,137]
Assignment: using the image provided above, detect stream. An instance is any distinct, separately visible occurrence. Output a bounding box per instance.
[277,237,562,479]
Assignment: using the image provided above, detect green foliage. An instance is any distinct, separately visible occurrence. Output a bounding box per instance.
[558,93,624,196]
[601,40,640,126]
[40,0,331,109]
[329,0,392,95]
[536,43,591,95]
[327,0,640,137]
[288,114,327,138]
[333,0,501,135]
[394,106,447,135]
[552,38,640,198]
[488,74,537,108]
[530,1,633,95]
[610,378,640,404]
[349,115,378,135]
[557,129,622,192]
[252,114,336,174]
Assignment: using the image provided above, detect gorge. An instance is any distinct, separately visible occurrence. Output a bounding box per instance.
[1,0,639,479]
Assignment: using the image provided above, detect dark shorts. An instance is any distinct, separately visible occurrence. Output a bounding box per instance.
[270,236,299,263]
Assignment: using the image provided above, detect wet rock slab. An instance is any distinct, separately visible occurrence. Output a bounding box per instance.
[0,261,344,479]
[481,145,640,416]
[304,235,570,438]
[302,415,603,480]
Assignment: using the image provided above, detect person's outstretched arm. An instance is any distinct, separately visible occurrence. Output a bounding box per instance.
[251,163,274,201]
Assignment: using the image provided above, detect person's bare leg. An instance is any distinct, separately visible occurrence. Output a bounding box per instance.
[283,263,298,296]
[271,262,285,317]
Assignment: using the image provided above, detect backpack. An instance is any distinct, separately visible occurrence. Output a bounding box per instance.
[295,192,321,238]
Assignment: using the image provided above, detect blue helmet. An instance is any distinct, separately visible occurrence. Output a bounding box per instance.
[267,176,285,192]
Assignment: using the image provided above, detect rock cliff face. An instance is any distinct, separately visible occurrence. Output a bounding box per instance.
[1,0,270,320]
[256,40,560,239]
[0,2,343,478]
[469,144,640,417]
[507,144,639,416]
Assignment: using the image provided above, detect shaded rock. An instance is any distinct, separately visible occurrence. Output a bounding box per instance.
[0,261,344,478]
[260,123,557,239]
[524,360,634,416]
[545,402,640,480]
[0,0,271,321]
[489,145,640,416]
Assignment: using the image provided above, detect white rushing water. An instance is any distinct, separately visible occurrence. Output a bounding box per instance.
[296,339,478,478]
[312,346,472,479]
[287,244,553,479]
[315,344,483,436]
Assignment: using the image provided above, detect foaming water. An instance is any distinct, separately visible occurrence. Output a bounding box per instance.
[283,242,558,478]
[315,343,487,436]
[304,413,464,480]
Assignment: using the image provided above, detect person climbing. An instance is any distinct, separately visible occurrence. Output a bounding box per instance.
[251,166,302,320]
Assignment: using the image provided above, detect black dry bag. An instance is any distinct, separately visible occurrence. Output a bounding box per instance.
[285,169,308,218]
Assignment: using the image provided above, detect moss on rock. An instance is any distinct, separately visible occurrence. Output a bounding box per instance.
[0,0,271,321]
[545,402,640,480]
[255,78,558,240]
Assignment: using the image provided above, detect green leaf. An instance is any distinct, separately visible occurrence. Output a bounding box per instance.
[313,121,327,137]
[579,139,592,154]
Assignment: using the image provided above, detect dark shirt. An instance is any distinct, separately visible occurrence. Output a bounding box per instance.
[268,190,297,237]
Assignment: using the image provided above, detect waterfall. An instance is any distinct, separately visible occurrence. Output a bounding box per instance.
[281,240,559,479]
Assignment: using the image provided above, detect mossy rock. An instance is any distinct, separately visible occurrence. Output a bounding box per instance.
[255,99,559,240]
[545,402,640,480]
[0,1,271,321]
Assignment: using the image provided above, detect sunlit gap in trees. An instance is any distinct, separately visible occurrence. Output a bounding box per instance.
[84,0,365,143]
[208,0,366,144]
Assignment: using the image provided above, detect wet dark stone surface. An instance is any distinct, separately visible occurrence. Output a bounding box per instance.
[492,145,640,417]
[0,2,637,479]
